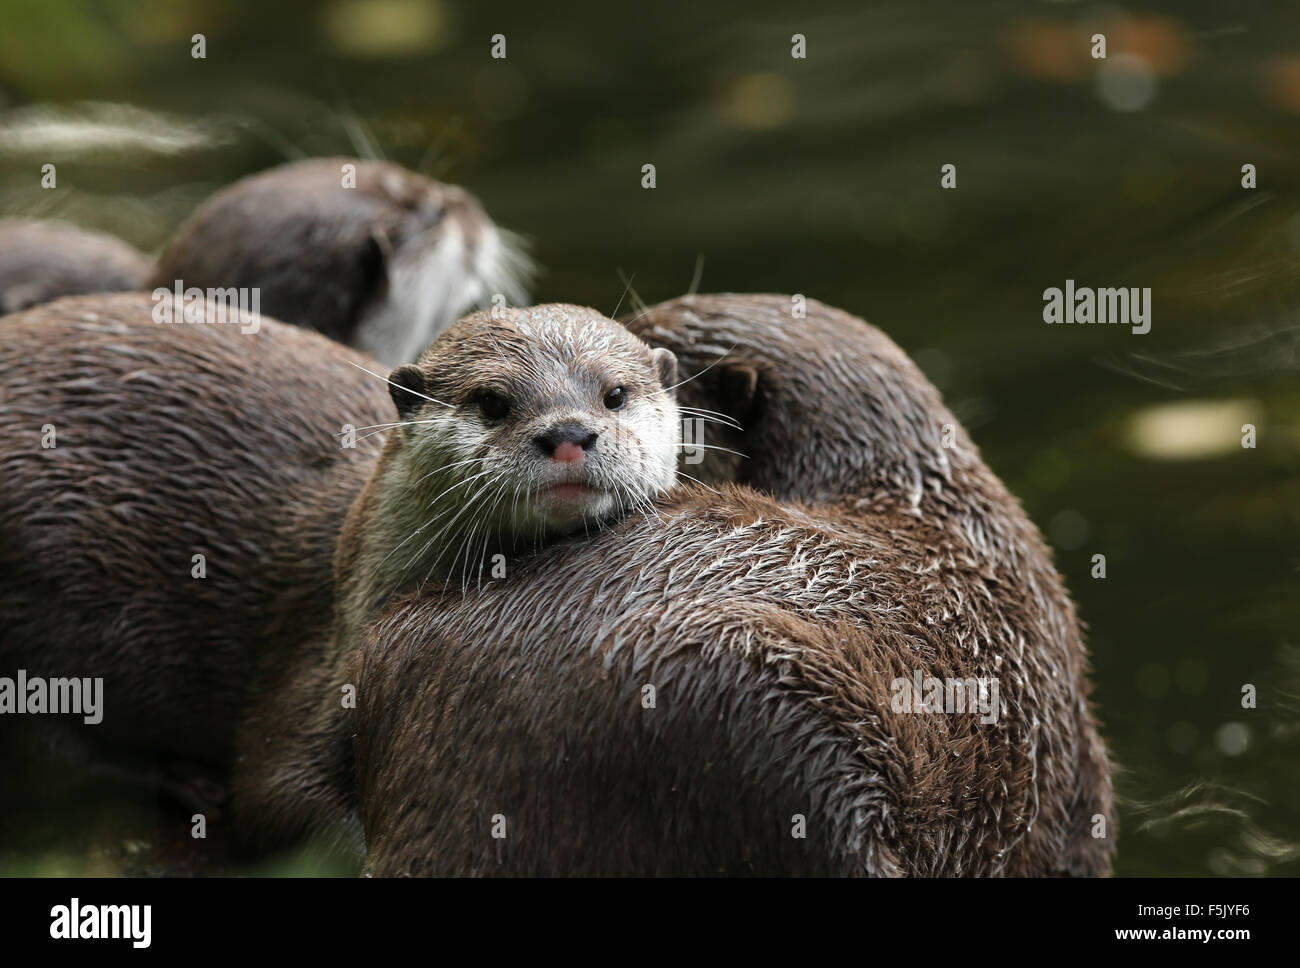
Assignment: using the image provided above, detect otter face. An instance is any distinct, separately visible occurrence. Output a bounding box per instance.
[387,305,679,564]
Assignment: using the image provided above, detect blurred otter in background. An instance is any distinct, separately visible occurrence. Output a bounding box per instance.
[149,158,531,365]
[0,218,151,314]
[0,159,530,364]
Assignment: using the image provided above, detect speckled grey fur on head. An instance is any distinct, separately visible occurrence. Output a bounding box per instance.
[332,302,680,659]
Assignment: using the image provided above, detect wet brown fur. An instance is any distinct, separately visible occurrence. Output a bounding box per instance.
[0,291,1113,874]
[0,292,387,810]
[278,294,1116,874]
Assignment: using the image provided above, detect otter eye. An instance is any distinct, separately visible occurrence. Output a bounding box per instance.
[603,387,627,411]
[475,391,511,421]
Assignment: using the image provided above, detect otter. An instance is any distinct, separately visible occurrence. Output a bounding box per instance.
[241,294,1115,875]
[149,158,531,364]
[0,218,151,314]
[0,292,389,810]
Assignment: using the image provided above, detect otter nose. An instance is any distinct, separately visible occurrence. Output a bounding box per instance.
[535,423,598,462]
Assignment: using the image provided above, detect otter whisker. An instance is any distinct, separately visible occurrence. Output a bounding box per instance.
[660,343,739,393]
[619,305,654,330]
[417,473,505,584]
[633,483,666,524]
[451,517,481,594]
[475,477,513,580]
[376,466,494,573]
[338,418,445,439]
[416,477,497,558]
[340,112,387,162]
[614,477,662,525]
[354,424,442,444]
[677,405,737,419]
[675,470,722,496]
[614,267,649,318]
[420,467,496,512]
[676,414,739,431]
[346,359,454,408]
[389,472,497,576]
[472,526,493,592]
[405,456,484,495]
[473,482,513,590]
[686,253,705,296]
[607,464,662,525]
[380,503,463,576]
[675,442,749,459]
[610,270,636,320]
[677,407,743,430]
[508,477,524,531]
[339,419,443,434]
[383,458,489,553]
[424,507,484,591]
[407,508,476,593]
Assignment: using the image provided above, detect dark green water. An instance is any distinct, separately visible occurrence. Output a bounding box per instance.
[1,0,1297,875]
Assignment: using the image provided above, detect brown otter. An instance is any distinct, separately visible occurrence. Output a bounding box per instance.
[0,218,151,315]
[149,158,531,364]
[243,294,1115,875]
[0,292,388,811]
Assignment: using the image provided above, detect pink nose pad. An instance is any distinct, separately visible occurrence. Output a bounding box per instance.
[552,440,585,464]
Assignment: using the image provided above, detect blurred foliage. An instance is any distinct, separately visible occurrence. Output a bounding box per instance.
[0,0,1298,876]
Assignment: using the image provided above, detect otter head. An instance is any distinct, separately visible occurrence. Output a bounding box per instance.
[379,303,679,585]
[149,158,532,366]
[625,293,966,508]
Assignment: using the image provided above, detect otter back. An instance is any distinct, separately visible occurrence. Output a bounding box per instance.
[0,292,389,776]
[0,219,151,315]
[354,484,1111,876]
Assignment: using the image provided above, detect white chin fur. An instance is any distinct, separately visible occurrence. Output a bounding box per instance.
[533,490,617,530]
[354,219,534,367]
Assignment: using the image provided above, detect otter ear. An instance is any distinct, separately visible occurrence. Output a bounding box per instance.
[360,231,392,299]
[717,364,759,425]
[388,364,428,419]
[652,347,678,394]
